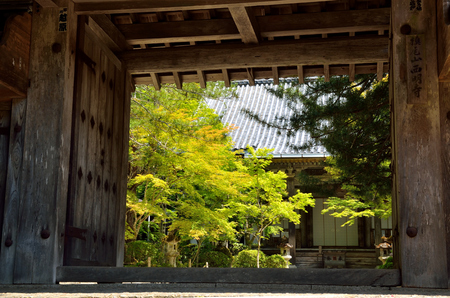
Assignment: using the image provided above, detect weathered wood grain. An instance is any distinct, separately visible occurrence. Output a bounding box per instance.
[65,18,88,265]
[121,36,389,74]
[100,57,115,265]
[87,15,131,52]
[0,98,26,284]
[116,72,132,266]
[392,0,448,288]
[134,64,390,86]
[12,2,76,284]
[111,67,126,266]
[0,109,11,255]
[0,13,31,99]
[75,0,331,14]
[229,6,260,44]
[56,267,401,286]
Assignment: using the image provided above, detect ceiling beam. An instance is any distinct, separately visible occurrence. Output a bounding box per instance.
[120,36,389,74]
[117,18,240,45]
[87,15,132,52]
[74,0,333,15]
[118,8,389,46]
[132,64,390,85]
[259,8,390,38]
[229,6,260,44]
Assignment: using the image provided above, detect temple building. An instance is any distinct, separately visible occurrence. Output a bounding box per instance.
[207,80,392,268]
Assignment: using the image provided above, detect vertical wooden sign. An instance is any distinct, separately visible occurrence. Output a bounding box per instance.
[407,35,426,104]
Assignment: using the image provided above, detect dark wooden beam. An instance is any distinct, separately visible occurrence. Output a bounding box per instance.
[87,15,132,52]
[229,6,260,44]
[121,36,389,74]
[259,8,390,38]
[117,18,240,45]
[56,267,401,287]
[118,8,389,46]
[133,64,389,85]
[75,0,331,15]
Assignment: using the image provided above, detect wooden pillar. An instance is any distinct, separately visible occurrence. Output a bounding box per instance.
[0,2,78,284]
[392,0,448,288]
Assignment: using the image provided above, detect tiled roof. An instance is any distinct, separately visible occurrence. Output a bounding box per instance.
[206,80,328,157]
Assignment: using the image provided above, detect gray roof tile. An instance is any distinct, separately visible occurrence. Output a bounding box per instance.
[206,81,328,157]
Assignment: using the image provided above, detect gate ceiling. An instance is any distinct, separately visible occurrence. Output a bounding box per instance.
[72,0,390,88]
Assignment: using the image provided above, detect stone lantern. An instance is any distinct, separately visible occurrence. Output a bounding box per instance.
[164,233,180,267]
[279,242,293,268]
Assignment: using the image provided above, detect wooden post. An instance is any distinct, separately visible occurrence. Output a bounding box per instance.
[391,0,448,288]
[2,2,78,284]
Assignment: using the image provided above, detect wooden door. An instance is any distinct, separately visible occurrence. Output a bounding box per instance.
[64,18,131,266]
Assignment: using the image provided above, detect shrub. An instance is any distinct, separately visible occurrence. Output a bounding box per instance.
[199,250,232,267]
[265,254,288,268]
[378,256,393,269]
[125,240,166,267]
[232,249,267,268]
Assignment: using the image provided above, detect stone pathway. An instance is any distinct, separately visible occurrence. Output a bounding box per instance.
[1,284,450,298]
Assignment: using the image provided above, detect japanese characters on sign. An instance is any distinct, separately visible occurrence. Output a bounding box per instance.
[410,0,422,11]
[407,35,426,104]
[59,8,67,32]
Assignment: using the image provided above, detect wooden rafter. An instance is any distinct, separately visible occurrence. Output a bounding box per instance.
[229,6,260,44]
[87,15,132,52]
[133,64,390,86]
[74,0,333,15]
[117,19,240,45]
[117,8,389,46]
[120,36,389,74]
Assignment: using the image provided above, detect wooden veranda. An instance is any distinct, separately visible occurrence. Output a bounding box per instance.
[0,0,449,289]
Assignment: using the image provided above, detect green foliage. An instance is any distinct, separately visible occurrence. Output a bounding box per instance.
[125,240,166,267]
[242,74,391,222]
[127,83,245,243]
[228,146,314,267]
[232,250,267,268]
[199,251,233,268]
[378,256,394,269]
[265,254,288,268]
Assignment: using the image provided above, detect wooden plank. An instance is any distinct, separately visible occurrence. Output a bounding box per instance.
[87,15,132,52]
[117,8,389,46]
[0,101,12,111]
[12,2,76,284]
[197,70,206,89]
[0,99,26,285]
[247,68,255,86]
[222,69,230,87]
[56,267,401,286]
[134,64,390,86]
[65,19,89,266]
[173,71,182,89]
[85,25,122,70]
[392,0,449,288]
[259,8,390,38]
[272,67,279,85]
[229,6,260,44]
[117,19,240,45]
[75,0,332,14]
[438,0,450,81]
[323,64,330,82]
[111,68,126,266]
[0,109,10,254]
[116,71,132,266]
[0,13,31,99]
[150,73,161,90]
[297,65,304,84]
[79,31,102,265]
[121,36,389,74]
[438,0,450,286]
[100,58,116,265]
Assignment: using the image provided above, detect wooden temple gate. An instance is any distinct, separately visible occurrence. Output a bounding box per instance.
[0,0,449,289]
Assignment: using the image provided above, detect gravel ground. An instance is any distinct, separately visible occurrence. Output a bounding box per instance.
[1,283,450,298]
